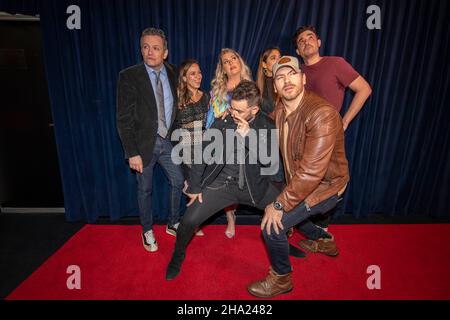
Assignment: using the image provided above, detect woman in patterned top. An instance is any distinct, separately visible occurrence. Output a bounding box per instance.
[206,48,253,238]
[176,59,210,237]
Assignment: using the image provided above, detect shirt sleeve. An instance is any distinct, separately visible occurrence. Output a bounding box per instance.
[334,57,360,88]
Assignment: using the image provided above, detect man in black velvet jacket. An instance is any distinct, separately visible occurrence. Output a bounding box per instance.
[165,80,283,280]
[116,27,184,253]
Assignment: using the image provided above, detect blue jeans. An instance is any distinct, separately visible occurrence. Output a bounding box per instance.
[136,136,184,232]
[262,195,341,275]
[296,213,332,240]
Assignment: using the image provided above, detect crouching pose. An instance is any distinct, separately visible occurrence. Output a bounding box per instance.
[166,80,282,280]
[247,56,350,298]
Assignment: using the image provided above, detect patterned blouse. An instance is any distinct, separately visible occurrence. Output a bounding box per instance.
[175,91,210,147]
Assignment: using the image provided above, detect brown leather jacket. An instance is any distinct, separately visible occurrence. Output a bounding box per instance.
[273,90,349,212]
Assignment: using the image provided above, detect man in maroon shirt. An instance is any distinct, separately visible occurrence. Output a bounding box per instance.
[292,25,372,256]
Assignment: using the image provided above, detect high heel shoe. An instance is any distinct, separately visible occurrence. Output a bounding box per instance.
[195,228,205,236]
[225,211,236,238]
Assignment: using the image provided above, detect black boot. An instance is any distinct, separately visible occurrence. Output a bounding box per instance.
[166,249,186,280]
[166,221,196,280]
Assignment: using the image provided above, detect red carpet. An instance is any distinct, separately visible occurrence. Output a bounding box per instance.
[6,224,450,300]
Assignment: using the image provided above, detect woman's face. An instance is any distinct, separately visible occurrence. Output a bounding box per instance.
[184,63,202,91]
[264,49,281,75]
[221,51,242,78]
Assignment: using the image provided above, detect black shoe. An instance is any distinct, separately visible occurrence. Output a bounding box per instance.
[166,223,180,237]
[289,243,306,258]
[166,251,186,280]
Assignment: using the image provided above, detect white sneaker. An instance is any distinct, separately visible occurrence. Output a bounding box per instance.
[142,230,158,252]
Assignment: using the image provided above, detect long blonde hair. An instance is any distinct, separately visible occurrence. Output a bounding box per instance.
[256,47,281,97]
[210,48,252,105]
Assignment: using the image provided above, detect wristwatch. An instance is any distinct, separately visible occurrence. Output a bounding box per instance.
[273,201,283,211]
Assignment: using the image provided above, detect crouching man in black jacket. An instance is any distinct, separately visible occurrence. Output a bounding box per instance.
[166,80,282,280]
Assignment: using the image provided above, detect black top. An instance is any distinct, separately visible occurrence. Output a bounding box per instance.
[220,133,245,183]
[174,91,210,178]
[260,75,277,115]
[187,112,279,204]
[175,91,210,146]
[263,75,276,103]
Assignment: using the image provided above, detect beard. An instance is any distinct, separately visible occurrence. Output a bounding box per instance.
[301,45,318,58]
[281,86,303,101]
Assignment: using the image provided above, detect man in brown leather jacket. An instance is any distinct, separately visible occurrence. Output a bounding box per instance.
[247,56,350,298]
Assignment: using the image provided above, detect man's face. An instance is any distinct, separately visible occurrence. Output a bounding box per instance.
[230,99,258,124]
[295,30,321,59]
[274,67,305,101]
[141,35,168,69]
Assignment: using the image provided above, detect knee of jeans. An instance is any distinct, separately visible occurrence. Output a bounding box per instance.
[137,184,152,194]
[262,227,286,241]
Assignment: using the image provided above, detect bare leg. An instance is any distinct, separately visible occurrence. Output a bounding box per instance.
[195,227,204,236]
[225,206,237,238]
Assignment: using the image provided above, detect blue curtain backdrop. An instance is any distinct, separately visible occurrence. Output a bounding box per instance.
[1,0,449,222]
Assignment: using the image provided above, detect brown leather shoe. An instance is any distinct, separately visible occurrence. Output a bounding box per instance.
[298,238,339,257]
[287,227,294,238]
[247,267,293,298]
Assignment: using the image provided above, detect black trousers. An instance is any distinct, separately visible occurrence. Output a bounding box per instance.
[174,175,340,276]
[173,176,279,253]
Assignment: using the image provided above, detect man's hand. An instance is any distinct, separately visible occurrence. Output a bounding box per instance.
[186,192,203,207]
[261,203,284,235]
[129,155,143,174]
[233,113,250,137]
[220,109,230,120]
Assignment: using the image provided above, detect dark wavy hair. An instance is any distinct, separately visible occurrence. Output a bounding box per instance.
[256,47,281,97]
[292,25,320,48]
[231,80,262,108]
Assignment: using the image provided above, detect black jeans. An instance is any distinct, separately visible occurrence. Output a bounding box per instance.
[173,176,279,254]
[263,195,341,275]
